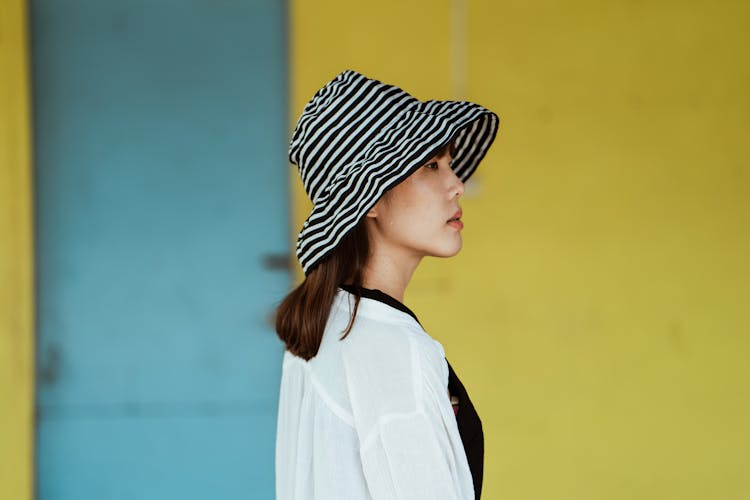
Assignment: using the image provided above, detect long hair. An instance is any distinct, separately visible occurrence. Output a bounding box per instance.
[274,218,369,361]
[275,139,457,361]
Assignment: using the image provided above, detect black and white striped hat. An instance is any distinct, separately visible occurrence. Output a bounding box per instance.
[289,69,500,276]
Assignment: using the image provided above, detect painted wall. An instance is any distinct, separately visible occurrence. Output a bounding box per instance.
[29,0,287,498]
[289,0,750,499]
[0,1,34,500]
[3,0,748,498]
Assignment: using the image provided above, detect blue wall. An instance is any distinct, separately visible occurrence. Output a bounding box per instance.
[32,1,289,498]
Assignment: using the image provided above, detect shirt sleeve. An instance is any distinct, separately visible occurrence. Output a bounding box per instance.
[341,321,472,500]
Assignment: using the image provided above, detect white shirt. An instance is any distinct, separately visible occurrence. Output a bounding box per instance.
[275,286,475,499]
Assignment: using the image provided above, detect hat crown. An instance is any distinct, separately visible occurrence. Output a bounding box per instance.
[288,69,419,205]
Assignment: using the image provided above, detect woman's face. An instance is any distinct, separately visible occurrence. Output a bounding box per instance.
[366,149,465,261]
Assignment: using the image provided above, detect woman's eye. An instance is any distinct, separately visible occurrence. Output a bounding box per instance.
[426,162,439,170]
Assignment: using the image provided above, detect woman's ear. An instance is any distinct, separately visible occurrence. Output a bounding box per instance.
[366,199,381,219]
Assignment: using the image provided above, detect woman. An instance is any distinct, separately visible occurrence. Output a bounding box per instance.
[275,69,499,500]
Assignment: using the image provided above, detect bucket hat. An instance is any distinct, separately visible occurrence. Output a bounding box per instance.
[289,69,500,276]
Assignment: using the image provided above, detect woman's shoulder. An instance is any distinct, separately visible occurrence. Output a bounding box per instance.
[330,291,438,349]
[330,297,451,419]
[328,294,447,378]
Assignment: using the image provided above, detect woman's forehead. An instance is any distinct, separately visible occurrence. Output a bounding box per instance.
[427,149,454,162]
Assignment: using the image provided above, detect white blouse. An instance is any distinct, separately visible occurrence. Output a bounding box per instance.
[275,287,475,499]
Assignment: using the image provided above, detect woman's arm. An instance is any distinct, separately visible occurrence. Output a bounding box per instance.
[342,325,473,500]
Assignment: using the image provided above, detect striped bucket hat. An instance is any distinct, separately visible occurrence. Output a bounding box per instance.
[289,69,500,276]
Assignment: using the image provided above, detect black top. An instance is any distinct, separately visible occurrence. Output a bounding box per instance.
[338,284,484,500]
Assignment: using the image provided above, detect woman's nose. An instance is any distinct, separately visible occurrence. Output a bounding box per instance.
[450,171,465,198]
[455,179,465,197]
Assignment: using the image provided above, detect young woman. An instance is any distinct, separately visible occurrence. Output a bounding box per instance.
[275,69,499,500]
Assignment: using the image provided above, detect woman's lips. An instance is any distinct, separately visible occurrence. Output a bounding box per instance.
[446,208,462,222]
[447,219,464,230]
[447,208,463,229]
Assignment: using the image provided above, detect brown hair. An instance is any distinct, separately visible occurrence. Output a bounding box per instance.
[274,139,457,361]
[274,218,368,361]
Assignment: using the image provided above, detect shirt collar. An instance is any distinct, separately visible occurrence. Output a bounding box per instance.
[337,283,421,327]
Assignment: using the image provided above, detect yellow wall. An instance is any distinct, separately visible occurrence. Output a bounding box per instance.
[290,0,750,498]
[0,1,34,499]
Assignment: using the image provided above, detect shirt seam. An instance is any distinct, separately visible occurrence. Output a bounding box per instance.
[308,367,356,428]
[359,333,426,453]
[284,351,356,429]
[360,408,428,453]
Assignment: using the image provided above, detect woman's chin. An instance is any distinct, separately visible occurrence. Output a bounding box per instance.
[430,239,463,258]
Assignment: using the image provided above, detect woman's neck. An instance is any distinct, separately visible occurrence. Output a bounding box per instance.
[358,253,422,303]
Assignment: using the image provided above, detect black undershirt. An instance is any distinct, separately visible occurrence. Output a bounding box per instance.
[338,283,484,500]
